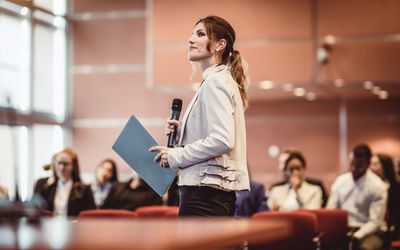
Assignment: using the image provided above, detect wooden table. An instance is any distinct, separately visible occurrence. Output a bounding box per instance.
[0,217,290,249]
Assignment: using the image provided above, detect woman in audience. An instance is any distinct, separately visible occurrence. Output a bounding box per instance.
[91,159,120,209]
[113,177,162,211]
[268,151,322,211]
[34,148,95,216]
[370,154,400,239]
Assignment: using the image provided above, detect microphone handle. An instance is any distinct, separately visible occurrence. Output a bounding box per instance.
[167,111,180,148]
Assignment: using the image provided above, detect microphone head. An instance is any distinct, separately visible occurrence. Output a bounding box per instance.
[171,98,183,111]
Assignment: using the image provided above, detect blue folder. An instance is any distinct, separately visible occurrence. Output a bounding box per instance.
[112,115,176,197]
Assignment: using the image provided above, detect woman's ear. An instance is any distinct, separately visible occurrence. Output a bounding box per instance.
[215,39,227,52]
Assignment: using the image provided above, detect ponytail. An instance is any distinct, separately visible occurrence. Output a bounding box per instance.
[228,50,249,110]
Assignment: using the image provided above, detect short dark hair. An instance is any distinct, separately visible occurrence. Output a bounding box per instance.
[352,143,372,161]
[284,151,306,169]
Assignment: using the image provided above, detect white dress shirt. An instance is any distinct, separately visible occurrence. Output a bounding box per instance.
[268,181,322,211]
[91,182,112,208]
[54,179,73,216]
[327,169,387,239]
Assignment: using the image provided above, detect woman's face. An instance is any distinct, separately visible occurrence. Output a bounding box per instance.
[187,22,213,62]
[55,152,73,182]
[96,161,114,184]
[284,158,305,179]
[370,155,385,180]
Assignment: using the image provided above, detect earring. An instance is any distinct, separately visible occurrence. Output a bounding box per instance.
[216,48,220,52]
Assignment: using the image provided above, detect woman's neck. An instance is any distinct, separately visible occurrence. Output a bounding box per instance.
[199,56,219,73]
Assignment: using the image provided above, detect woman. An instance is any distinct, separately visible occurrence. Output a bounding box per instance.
[370,154,400,238]
[91,159,120,209]
[268,151,322,211]
[35,148,95,216]
[150,16,250,217]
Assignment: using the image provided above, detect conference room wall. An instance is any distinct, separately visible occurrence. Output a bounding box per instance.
[70,0,400,189]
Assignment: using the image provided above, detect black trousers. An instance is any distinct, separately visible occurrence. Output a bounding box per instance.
[179,186,236,217]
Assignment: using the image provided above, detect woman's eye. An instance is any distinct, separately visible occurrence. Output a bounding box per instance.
[197,31,205,37]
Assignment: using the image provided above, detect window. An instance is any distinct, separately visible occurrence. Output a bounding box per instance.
[0,0,68,201]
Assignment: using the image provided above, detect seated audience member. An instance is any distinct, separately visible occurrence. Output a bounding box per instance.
[91,159,120,209]
[328,144,387,250]
[114,177,162,210]
[34,155,56,194]
[0,185,8,200]
[370,154,400,240]
[270,148,328,207]
[268,151,322,211]
[235,180,268,217]
[34,148,95,216]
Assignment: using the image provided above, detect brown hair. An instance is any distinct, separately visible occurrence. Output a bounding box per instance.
[53,147,81,183]
[197,16,249,109]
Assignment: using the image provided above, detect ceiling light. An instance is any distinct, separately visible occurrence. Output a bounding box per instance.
[378,90,388,100]
[259,81,274,90]
[282,83,293,92]
[268,145,280,158]
[294,87,306,97]
[334,79,344,88]
[363,81,373,90]
[305,92,317,101]
[372,86,381,95]
[20,7,29,16]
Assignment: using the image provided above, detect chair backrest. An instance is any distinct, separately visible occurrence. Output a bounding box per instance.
[78,209,137,219]
[135,206,179,218]
[164,206,179,218]
[251,211,317,250]
[302,209,348,247]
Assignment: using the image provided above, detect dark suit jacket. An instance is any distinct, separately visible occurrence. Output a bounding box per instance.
[270,177,328,207]
[112,179,162,211]
[34,180,95,216]
[235,181,268,217]
[98,182,125,209]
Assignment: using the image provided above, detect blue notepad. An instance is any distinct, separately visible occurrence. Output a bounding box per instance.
[112,115,176,197]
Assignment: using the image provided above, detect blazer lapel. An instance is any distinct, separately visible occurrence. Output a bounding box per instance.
[178,84,202,145]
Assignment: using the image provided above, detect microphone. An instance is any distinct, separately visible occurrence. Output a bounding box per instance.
[167,98,183,148]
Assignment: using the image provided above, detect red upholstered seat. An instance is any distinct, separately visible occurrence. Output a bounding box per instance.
[135,206,179,218]
[392,240,400,249]
[251,211,318,250]
[301,209,348,248]
[40,209,53,217]
[78,209,137,219]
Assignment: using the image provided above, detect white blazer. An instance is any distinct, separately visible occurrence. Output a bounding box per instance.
[168,64,250,191]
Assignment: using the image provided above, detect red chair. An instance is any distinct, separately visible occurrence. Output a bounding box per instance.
[251,211,318,250]
[302,209,348,249]
[135,206,179,218]
[40,209,53,217]
[164,206,179,218]
[392,240,400,249]
[78,209,137,219]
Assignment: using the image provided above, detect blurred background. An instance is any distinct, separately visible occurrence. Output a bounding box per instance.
[0,0,399,201]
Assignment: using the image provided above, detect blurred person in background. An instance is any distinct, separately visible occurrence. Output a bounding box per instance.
[370,154,400,243]
[114,176,162,211]
[328,144,387,250]
[268,151,322,211]
[91,159,120,209]
[270,148,328,207]
[34,148,95,216]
